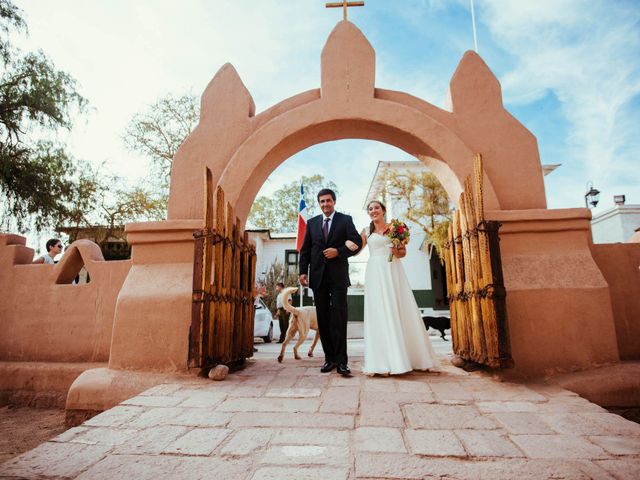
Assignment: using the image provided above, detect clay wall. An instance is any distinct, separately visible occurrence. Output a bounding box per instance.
[487,209,621,377]
[591,242,640,360]
[0,234,130,363]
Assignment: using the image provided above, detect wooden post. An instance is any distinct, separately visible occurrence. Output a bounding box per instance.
[211,186,225,363]
[249,245,257,357]
[190,234,204,368]
[230,214,242,360]
[453,209,468,359]
[244,232,256,358]
[486,220,512,368]
[443,226,456,349]
[219,202,233,363]
[189,168,214,368]
[465,175,488,364]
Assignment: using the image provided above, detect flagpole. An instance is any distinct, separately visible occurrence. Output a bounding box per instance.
[470,0,479,53]
[299,183,305,308]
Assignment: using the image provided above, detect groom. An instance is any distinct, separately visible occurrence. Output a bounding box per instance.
[299,189,362,376]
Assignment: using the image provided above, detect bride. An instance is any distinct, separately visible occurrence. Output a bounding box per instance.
[349,200,440,376]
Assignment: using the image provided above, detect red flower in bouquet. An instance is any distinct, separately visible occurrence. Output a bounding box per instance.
[384,219,410,261]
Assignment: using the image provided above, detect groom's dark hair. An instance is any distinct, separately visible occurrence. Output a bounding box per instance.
[317,188,336,201]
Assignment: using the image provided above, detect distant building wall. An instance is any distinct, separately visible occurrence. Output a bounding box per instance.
[247,230,297,279]
[591,205,640,243]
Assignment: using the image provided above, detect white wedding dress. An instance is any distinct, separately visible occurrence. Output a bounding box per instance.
[362,232,440,375]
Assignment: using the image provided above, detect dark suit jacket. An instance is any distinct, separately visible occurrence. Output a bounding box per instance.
[299,212,362,290]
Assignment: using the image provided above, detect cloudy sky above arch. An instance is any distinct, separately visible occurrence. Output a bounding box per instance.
[14,0,640,235]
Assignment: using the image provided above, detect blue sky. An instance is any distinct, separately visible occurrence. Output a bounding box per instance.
[14,0,640,238]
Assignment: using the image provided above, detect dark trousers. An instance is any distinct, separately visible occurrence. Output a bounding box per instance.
[313,282,348,365]
[277,307,288,342]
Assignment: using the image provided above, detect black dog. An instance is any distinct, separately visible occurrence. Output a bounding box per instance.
[422,316,451,341]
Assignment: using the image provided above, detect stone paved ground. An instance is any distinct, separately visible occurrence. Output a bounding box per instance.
[1,339,639,479]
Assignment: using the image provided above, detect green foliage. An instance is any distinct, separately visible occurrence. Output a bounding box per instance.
[257,259,299,315]
[99,181,166,229]
[0,0,25,64]
[62,161,166,240]
[375,169,452,262]
[248,175,339,232]
[0,0,88,232]
[122,92,199,194]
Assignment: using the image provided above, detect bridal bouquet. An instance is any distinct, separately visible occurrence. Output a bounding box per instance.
[384,219,410,261]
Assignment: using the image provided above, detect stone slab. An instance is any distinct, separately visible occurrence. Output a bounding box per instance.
[127,407,185,428]
[355,427,406,453]
[122,394,184,407]
[217,397,320,413]
[404,404,497,430]
[260,445,349,466]
[320,386,360,414]
[595,459,640,480]
[178,391,227,408]
[229,412,354,429]
[251,466,349,480]
[171,408,232,427]
[588,435,640,455]
[0,442,112,479]
[272,428,349,446]
[476,401,539,413]
[456,429,524,458]
[264,388,322,398]
[221,428,274,455]
[112,425,189,455]
[405,429,466,456]
[358,400,404,427]
[510,434,609,459]
[163,427,231,456]
[76,454,253,480]
[354,453,614,480]
[70,426,139,446]
[490,412,555,434]
[83,405,145,427]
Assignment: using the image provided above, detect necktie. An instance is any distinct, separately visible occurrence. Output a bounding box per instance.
[323,217,330,241]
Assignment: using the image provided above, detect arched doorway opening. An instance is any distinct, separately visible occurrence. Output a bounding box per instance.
[245,139,454,350]
[217,116,499,229]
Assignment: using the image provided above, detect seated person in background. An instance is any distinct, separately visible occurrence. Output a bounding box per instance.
[33,238,63,264]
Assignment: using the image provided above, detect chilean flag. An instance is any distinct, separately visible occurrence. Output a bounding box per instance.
[296,184,308,252]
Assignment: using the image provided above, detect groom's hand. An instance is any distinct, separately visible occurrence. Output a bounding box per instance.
[299,274,308,286]
[323,248,338,259]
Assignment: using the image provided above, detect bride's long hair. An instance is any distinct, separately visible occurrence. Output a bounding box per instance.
[367,200,387,237]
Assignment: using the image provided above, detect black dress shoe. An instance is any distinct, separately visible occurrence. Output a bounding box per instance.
[320,362,336,373]
[337,364,351,376]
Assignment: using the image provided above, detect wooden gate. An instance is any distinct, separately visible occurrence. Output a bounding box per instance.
[190,168,257,368]
[443,154,512,369]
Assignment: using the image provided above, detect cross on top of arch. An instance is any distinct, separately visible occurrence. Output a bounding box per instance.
[325,1,364,21]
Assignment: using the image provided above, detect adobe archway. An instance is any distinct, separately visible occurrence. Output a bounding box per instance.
[67,20,621,413]
[167,21,547,225]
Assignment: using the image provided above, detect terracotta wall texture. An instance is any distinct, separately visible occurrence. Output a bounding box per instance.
[591,243,640,360]
[0,234,130,363]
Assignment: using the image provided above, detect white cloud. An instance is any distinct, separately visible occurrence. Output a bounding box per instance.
[480,0,640,210]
